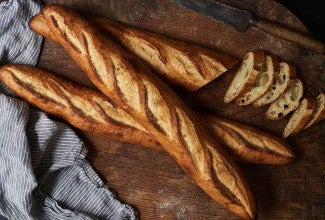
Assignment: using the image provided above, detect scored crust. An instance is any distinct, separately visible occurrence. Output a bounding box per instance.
[91,18,238,92]
[0,64,161,149]
[30,14,237,92]
[254,62,296,107]
[224,51,264,103]
[304,93,325,129]
[283,98,315,138]
[237,54,279,105]
[266,79,303,120]
[202,115,294,165]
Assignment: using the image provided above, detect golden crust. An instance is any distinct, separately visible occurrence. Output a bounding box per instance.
[39,5,256,219]
[202,114,294,165]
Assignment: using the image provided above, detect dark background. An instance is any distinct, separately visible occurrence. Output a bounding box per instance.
[278,0,325,41]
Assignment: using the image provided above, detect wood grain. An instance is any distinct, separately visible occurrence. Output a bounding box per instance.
[38,0,325,219]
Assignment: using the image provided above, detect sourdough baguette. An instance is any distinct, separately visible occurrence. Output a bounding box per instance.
[304,93,325,129]
[283,98,315,138]
[202,115,294,164]
[224,51,264,103]
[236,55,279,105]
[266,79,303,120]
[40,5,256,219]
[0,64,160,149]
[0,64,294,165]
[29,14,237,92]
[253,62,296,107]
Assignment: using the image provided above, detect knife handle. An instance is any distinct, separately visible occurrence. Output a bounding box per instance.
[251,18,325,54]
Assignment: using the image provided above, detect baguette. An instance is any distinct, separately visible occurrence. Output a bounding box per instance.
[266,79,303,120]
[253,62,296,107]
[0,64,160,149]
[29,14,237,92]
[39,5,256,219]
[283,98,315,138]
[224,51,264,103]
[0,64,294,165]
[202,115,294,164]
[93,18,238,92]
[304,93,325,129]
[237,55,279,105]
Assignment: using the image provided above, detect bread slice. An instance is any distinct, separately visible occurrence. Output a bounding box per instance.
[254,62,296,107]
[224,51,264,103]
[283,98,315,138]
[266,79,303,120]
[236,55,279,105]
[202,115,294,165]
[304,93,325,129]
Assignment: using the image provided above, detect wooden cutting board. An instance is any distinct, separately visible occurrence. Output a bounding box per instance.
[39,0,325,219]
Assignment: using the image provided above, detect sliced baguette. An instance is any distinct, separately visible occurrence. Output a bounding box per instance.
[224,51,264,103]
[237,55,279,105]
[304,93,325,129]
[266,79,303,120]
[254,62,296,107]
[203,115,294,165]
[283,98,315,138]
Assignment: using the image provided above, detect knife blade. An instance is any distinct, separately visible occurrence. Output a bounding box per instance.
[172,0,253,32]
[172,0,325,53]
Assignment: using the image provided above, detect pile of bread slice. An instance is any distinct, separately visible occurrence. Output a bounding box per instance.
[0,4,323,220]
[224,51,324,138]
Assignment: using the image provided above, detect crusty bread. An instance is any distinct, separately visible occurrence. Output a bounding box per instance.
[254,62,296,107]
[39,5,256,219]
[92,18,238,92]
[0,64,294,166]
[266,79,303,120]
[283,98,315,138]
[202,115,294,165]
[304,93,325,129]
[237,55,279,105]
[0,64,161,149]
[29,14,237,92]
[224,51,264,103]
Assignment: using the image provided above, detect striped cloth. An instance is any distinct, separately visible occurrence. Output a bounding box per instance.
[0,1,137,219]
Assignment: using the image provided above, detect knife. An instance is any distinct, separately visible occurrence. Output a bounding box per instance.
[172,0,325,53]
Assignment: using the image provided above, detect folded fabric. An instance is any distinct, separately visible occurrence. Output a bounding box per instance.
[0,1,137,219]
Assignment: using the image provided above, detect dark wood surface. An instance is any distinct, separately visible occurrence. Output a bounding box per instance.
[39,0,325,219]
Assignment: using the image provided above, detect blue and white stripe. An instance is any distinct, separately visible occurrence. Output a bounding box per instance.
[0,1,137,219]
